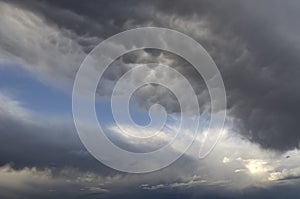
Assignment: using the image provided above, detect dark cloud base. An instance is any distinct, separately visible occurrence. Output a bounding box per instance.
[4,0,300,151]
[1,0,300,198]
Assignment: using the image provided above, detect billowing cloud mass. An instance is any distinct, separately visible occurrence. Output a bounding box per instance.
[0,0,300,198]
[1,90,300,199]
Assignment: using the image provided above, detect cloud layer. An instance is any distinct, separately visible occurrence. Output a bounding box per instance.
[1,0,300,198]
[1,0,300,150]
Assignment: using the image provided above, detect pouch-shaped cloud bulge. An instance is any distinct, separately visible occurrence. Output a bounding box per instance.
[1,1,300,198]
[1,0,300,153]
[0,0,209,113]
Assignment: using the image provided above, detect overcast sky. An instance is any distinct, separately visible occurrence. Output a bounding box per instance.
[0,0,300,198]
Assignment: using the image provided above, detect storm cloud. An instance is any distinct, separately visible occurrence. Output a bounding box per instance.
[1,0,300,198]
[1,0,300,150]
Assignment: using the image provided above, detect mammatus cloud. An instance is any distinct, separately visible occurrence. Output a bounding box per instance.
[1,0,300,198]
[1,0,300,150]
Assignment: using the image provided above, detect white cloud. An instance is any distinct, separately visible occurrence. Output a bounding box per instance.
[1,2,300,197]
[108,120,300,191]
[0,1,95,90]
[0,164,110,199]
[0,87,300,197]
[0,92,33,123]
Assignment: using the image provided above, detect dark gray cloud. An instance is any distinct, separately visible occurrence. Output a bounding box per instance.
[0,94,113,175]
[131,0,300,151]
[1,0,300,198]
[5,0,299,151]
[2,90,300,199]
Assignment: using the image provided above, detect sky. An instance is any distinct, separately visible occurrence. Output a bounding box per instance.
[0,0,300,198]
